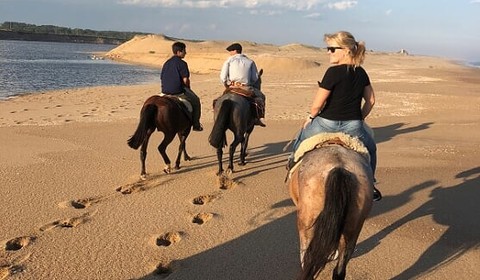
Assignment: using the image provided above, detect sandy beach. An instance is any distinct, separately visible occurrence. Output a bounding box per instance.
[1,35,480,280]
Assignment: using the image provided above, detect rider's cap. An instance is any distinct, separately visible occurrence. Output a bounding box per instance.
[226,43,242,53]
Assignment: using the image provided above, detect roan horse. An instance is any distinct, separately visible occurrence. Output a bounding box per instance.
[128,95,192,179]
[208,70,263,175]
[288,133,373,280]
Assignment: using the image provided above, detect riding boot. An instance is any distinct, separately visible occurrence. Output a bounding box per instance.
[254,118,266,127]
[254,101,266,127]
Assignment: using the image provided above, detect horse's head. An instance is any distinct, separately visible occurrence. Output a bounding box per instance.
[253,69,263,91]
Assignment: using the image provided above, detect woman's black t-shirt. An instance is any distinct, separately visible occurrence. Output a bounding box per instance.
[317,64,370,121]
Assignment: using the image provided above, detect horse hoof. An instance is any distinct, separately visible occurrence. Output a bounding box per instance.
[225,169,233,176]
[163,168,171,174]
[140,174,147,180]
[238,161,247,166]
[328,250,339,261]
[174,166,181,170]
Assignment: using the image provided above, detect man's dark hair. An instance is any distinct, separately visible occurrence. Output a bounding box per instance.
[172,42,186,54]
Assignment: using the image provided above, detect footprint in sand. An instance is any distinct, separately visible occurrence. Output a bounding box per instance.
[192,193,221,205]
[192,213,215,225]
[4,236,36,251]
[155,232,184,247]
[39,211,96,232]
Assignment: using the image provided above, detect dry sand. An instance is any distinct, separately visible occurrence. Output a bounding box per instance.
[1,35,479,279]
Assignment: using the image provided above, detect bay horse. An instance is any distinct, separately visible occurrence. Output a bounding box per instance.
[128,95,192,179]
[208,70,263,175]
[288,132,373,280]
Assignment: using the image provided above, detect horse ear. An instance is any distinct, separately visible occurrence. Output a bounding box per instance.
[258,69,263,76]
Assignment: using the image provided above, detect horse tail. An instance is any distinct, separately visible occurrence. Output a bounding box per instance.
[299,167,353,280]
[209,99,233,149]
[127,104,157,149]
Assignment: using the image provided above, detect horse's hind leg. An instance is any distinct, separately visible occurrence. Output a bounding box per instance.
[139,129,154,179]
[158,133,175,174]
[179,130,192,162]
[239,131,251,166]
[228,136,242,172]
[216,147,224,175]
[174,132,189,170]
[332,235,356,280]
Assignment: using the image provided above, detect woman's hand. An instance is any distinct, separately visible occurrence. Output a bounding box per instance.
[303,116,313,129]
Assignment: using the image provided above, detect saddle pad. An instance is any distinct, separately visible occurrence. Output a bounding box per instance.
[158,93,192,113]
[293,132,370,163]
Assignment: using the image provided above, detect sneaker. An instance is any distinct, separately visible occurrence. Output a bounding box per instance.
[373,186,382,201]
[193,123,203,131]
[254,118,266,127]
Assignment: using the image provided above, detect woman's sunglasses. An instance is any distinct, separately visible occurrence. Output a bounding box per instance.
[326,46,343,53]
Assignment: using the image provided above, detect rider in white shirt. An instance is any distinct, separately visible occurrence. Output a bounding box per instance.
[220,43,266,127]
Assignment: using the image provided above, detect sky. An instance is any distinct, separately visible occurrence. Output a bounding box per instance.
[1,0,479,62]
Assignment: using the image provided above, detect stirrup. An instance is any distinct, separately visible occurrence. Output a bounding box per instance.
[373,186,382,201]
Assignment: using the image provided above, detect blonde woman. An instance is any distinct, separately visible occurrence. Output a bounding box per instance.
[290,31,381,201]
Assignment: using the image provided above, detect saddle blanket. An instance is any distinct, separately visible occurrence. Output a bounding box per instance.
[289,132,370,176]
[158,93,192,113]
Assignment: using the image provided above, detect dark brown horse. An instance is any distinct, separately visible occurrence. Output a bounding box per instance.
[128,95,192,179]
[288,133,373,280]
[208,70,263,175]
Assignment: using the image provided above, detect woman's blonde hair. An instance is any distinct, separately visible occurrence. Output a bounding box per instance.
[324,31,366,66]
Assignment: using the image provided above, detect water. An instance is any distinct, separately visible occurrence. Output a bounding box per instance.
[0,40,159,99]
[466,61,480,69]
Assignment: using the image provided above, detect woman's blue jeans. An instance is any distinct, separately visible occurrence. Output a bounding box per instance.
[292,117,377,177]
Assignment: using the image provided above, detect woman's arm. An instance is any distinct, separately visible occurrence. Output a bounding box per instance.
[310,87,330,117]
[303,87,330,128]
[361,84,375,119]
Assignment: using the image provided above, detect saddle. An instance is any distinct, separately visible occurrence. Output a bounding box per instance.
[159,93,193,119]
[224,86,255,99]
[288,132,370,177]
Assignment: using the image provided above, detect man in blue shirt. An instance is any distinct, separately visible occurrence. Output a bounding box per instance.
[161,41,203,131]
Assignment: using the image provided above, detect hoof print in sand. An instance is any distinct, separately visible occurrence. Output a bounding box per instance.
[39,211,96,232]
[216,174,239,190]
[0,254,30,279]
[0,264,24,280]
[192,213,214,225]
[4,236,35,251]
[70,196,104,209]
[192,193,220,205]
[116,181,149,195]
[153,261,175,279]
[156,232,183,247]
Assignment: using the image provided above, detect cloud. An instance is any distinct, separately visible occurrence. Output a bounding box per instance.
[249,9,283,16]
[326,1,358,10]
[470,0,480,3]
[119,0,326,10]
[385,9,392,15]
[304,12,323,19]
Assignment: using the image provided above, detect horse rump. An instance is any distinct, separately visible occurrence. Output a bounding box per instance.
[127,104,157,149]
[208,99,233,149]
[299,167,353,280]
